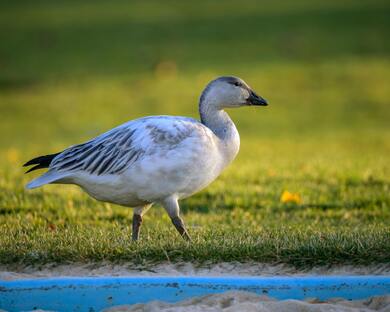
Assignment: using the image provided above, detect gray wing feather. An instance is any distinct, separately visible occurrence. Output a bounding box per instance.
[50,116,206,176]
[51,127,143,176]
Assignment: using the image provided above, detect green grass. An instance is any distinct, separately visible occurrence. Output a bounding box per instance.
[0,0,389,267]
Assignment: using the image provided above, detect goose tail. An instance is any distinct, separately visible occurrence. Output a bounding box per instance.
[26,170,68,189]
[23,152,64,189]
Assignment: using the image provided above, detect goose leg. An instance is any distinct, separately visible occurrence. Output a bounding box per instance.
[132,204,152,241]
[171,216,191,241]
[161,196,191,241]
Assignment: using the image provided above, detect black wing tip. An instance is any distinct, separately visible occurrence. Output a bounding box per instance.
[23,155,46,167]
[23,159,36,167]
[23,152,61,172]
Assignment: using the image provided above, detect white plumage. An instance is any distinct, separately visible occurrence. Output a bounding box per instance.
[24,76,268,240]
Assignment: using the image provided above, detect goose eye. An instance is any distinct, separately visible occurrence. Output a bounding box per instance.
[233,82,242,87]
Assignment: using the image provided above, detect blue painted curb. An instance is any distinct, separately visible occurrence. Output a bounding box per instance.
[1,276,390,312]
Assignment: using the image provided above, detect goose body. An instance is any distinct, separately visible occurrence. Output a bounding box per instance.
[31,116,239,206]
[25,76,267,240]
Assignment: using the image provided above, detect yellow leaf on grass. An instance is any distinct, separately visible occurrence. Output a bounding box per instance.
[280,190,301,204]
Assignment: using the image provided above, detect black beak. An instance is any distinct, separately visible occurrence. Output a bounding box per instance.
[246,90,268,106]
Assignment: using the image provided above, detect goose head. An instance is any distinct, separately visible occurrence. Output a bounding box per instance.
[200,76,268,109]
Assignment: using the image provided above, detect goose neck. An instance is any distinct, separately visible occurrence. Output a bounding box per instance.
[199,100,237,141]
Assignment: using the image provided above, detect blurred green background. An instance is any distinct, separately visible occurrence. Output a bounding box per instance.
[0,0,389,265]
[1,0,389,147]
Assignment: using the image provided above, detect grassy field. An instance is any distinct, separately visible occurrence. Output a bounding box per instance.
[0,0,389,267]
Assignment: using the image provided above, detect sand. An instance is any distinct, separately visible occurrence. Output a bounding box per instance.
[1,262,390,280]
[103,291,390,312]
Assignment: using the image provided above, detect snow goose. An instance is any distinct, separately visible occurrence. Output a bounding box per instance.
[24,76,268,241]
